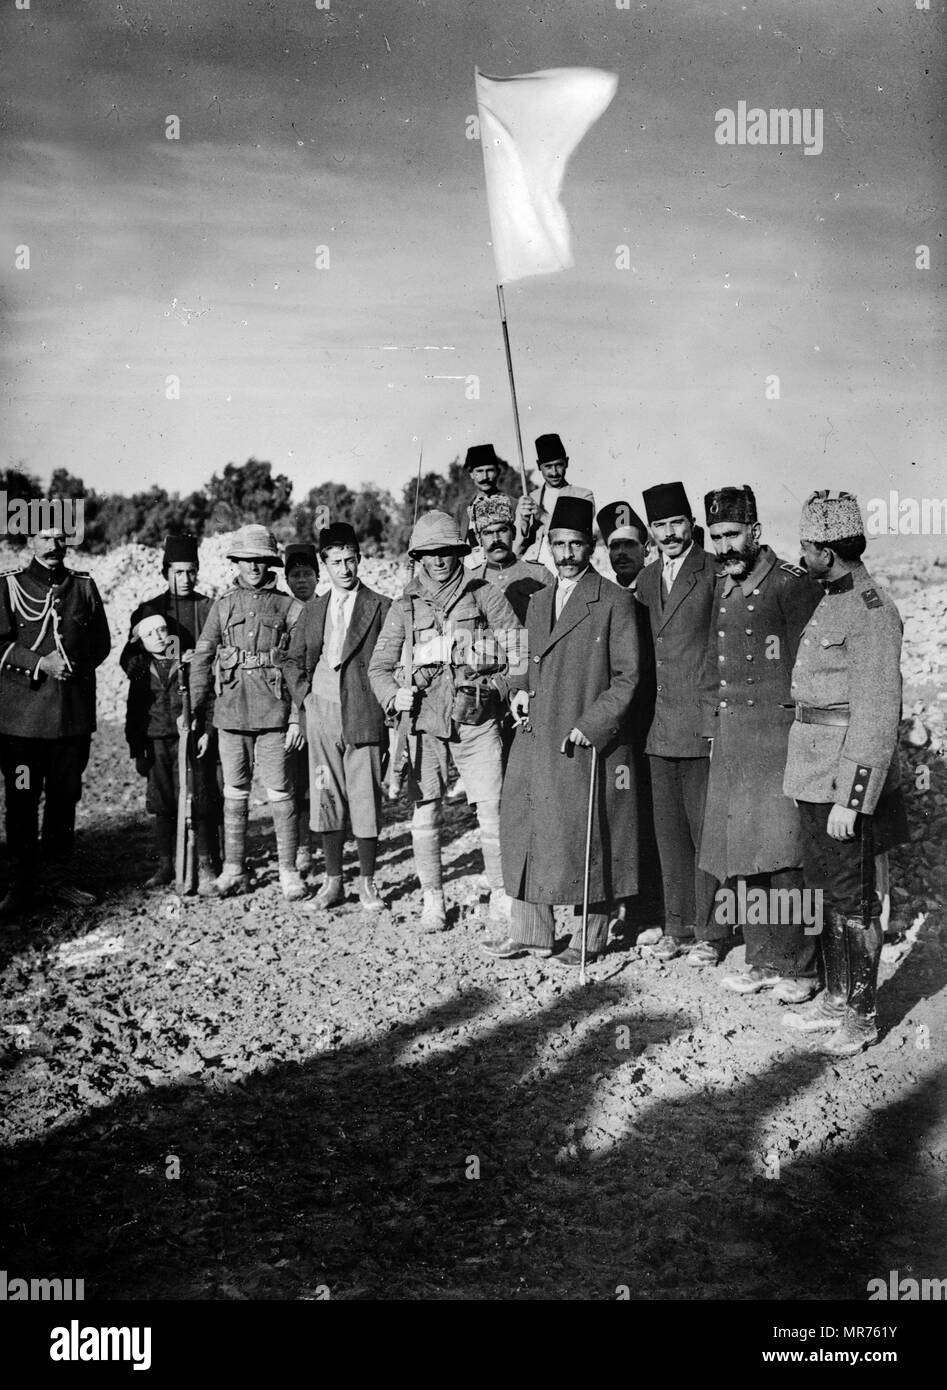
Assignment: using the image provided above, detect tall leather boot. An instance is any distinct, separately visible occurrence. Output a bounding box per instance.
[784,907,848,1034]
[203,798,249,897]
[822,916,882,1056]
[271,798,306,901]
[145,815,175,889]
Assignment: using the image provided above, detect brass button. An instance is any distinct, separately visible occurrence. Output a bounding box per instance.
[745,628,753,635]
[746,604,754,611]
[747,699,755,707]
[718,630,725,638]
[746,653,753,661]
[718,654,725,663]
[720,679,727,687]
[855,783,864,791]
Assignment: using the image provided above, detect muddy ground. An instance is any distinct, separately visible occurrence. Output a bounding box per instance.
[1,712,946,1300]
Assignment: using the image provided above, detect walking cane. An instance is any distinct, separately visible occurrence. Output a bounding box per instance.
[580,745,599,986]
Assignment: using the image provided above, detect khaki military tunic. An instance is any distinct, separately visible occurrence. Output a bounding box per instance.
[783,563,902,813]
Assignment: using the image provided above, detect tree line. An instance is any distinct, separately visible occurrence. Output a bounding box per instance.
[0,456,532,555]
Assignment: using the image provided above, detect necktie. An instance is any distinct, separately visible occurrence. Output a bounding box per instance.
[327,595,346,668]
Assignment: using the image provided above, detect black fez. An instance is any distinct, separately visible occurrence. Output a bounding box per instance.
[163,534,198,565]
[319,522,359,551]
[549,495,594,535]
[705,485,758,526]
[535,433,567,465]
[597,501,648,544]
[642,482,693,525]
[284,541,320,572]
[464,443,502,472]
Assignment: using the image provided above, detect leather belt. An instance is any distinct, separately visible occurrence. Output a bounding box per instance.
[795,703,850,727]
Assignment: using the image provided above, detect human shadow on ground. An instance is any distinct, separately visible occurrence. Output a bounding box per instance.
[1,978,943,1301]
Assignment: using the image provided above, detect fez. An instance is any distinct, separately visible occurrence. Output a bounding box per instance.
[284,541,320,571]
[319,523,359,552]
[535,433,567,464]
[464,443,503,472]
[163,534,199,566]
[597,501,647,544]
[549,495,594,536]
[642,482,693,524]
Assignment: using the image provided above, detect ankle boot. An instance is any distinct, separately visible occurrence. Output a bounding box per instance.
[204,799,249,897]
[295,807,312,874]
[823,916,883,1056]
[271,798,306,900]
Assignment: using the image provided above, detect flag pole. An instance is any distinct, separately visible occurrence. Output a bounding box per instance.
[496,283,528,497]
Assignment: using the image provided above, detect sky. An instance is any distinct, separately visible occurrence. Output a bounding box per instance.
[1,0,945,554]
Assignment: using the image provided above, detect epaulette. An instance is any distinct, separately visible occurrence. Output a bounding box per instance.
[780,562,807,578]
[861,588,883,609]
[0,567,23,578]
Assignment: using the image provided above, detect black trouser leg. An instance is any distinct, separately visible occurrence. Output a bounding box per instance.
[679,756,723,941]
[39,735,91,868]
[0,736,42,888]
[741,867,819,978]
[649,756,694,937]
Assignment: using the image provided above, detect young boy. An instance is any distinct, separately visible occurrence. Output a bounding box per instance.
[124,613,213,890]
[188,526,307,900]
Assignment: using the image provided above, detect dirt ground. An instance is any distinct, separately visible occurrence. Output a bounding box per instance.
[1,714,945,1302]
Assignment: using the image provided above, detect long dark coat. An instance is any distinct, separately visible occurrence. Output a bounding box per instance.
[500,568,640,904]
[698,547,821,879]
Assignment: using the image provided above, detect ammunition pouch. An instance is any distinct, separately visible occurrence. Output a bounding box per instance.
[451,678,498,727]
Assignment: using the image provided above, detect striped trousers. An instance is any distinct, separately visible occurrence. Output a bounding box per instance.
[511,898,611,954]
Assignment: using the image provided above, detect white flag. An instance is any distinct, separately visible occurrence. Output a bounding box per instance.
[475,66,618,284]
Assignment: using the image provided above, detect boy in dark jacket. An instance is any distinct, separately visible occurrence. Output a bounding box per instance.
[124,613,213,889]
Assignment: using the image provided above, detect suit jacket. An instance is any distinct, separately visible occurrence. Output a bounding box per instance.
[635,544,716,758]
[285,582,391,745]
[500,568,640,904]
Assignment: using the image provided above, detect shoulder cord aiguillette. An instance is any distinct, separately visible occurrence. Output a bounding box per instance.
[0,573,74,679]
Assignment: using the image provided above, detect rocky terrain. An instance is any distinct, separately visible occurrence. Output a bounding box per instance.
[0,538,944,1300]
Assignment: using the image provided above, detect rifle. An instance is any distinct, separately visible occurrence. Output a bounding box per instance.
[386,445,424,800]
[386,602,414,801]
[172,590,198,896]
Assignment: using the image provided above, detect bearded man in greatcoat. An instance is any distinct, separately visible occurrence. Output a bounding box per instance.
[697,486,823,999]
[486,495,641,967]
